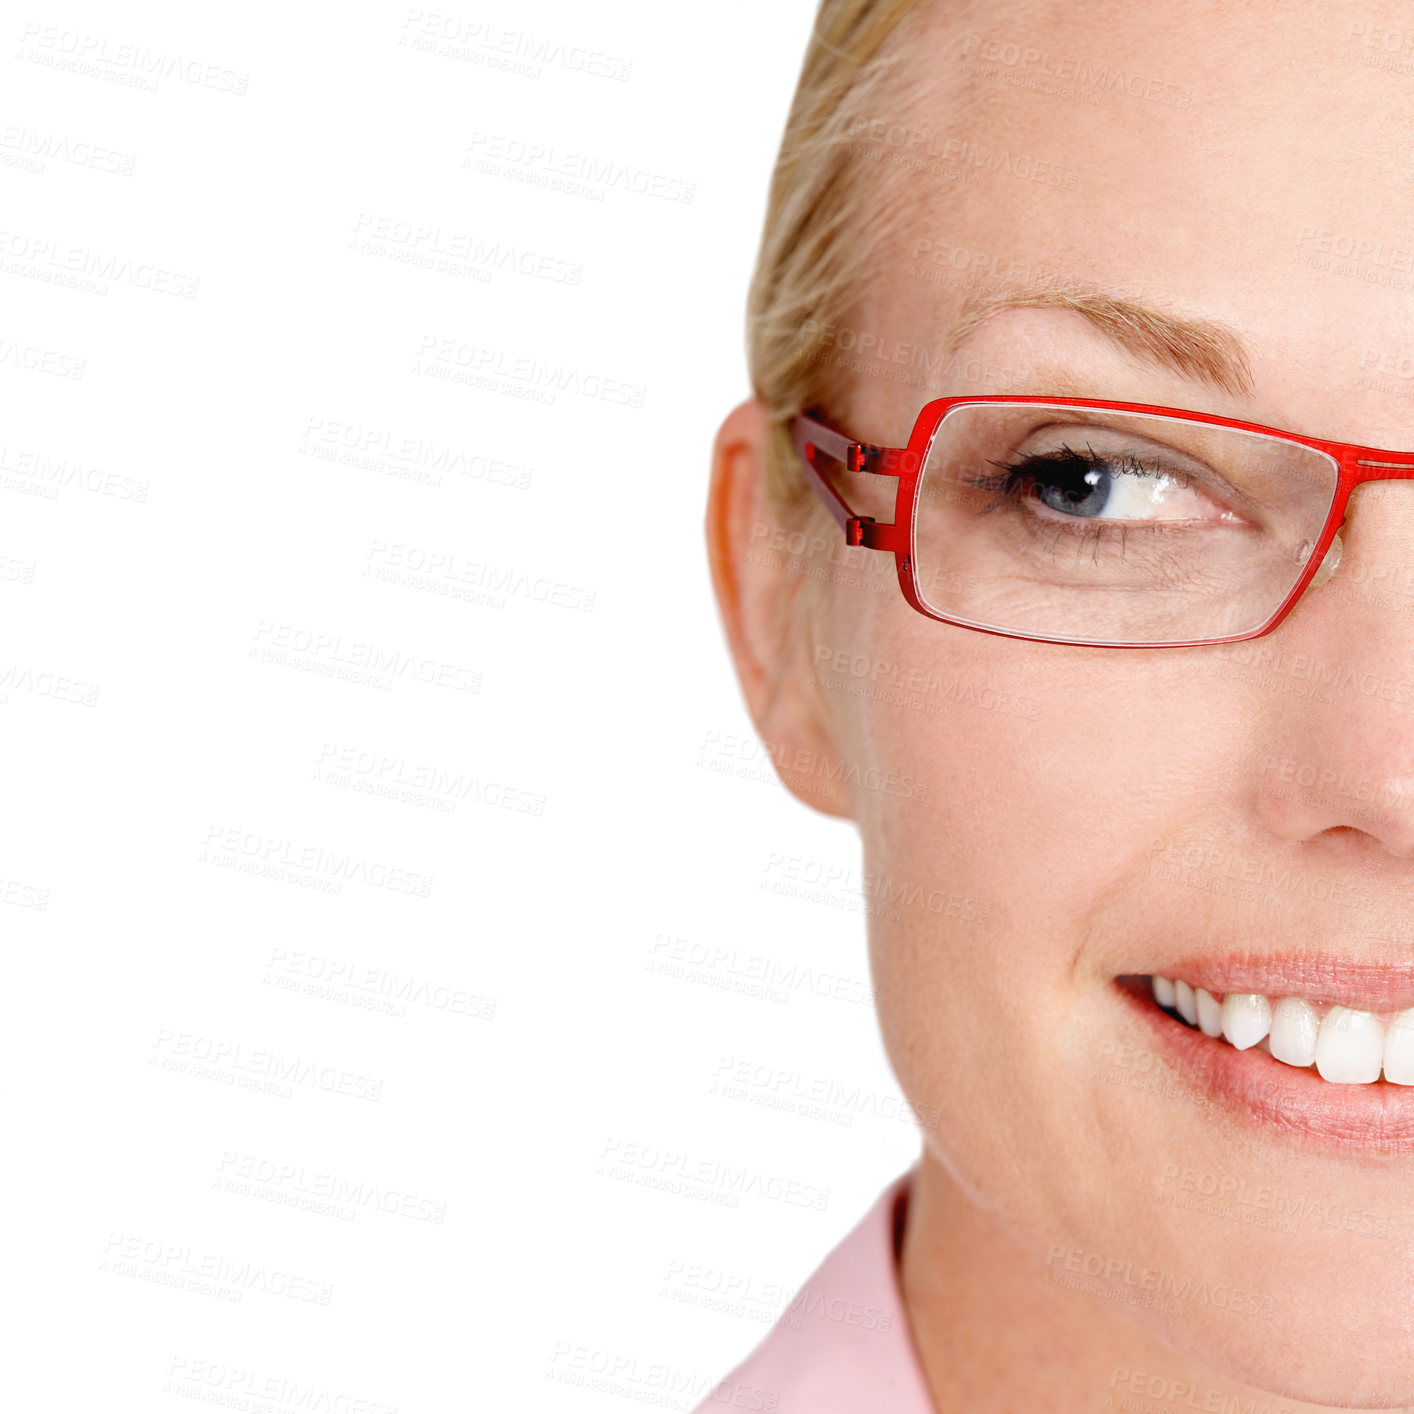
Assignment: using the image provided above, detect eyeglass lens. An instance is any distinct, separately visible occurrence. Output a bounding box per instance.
[912,404,1342,645]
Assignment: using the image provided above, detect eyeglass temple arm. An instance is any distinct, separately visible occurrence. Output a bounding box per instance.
[789,412,903,550]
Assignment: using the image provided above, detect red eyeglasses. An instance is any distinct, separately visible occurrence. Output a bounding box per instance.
[791,395,1414,649]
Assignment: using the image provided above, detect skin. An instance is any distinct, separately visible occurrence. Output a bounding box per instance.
[709,1,1414,1409]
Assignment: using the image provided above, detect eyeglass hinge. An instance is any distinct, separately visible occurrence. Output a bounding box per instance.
[848,443,919,477]
[847,444,880,474]
[845,516,901,550]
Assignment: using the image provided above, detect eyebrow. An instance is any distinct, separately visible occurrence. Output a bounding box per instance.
[943,284,1255,398]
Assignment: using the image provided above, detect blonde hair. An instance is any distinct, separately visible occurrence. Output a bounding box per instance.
[746,1,1257,528]
[747,0,936,518]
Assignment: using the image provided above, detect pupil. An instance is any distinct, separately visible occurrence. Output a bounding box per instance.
[1034,456,1109,517]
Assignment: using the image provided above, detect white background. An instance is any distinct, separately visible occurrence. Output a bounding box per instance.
[3,3,921,1408]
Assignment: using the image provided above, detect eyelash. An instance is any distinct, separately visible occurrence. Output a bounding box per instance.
[961,441,1168,551]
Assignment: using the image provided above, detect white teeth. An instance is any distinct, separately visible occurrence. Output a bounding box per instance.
[1174,979,1198,1026]
[1268,997,1320,1068]
[1195,988,1224,1037]
[1220,993,1272,1051]
[1314,1007,1384,1084]
[1384,1009,1414,1086]
[1148,976,1414,1085]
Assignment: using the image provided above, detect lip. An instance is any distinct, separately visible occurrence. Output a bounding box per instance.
[1154,952,1414,1014]
[1113,975,1414,1153]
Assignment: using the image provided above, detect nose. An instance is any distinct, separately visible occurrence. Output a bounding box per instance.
[1250,480,1414,864]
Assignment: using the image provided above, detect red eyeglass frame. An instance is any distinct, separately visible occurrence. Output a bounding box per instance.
[791,394,1414,649]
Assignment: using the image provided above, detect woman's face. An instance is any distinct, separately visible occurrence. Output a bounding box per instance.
[716,0,1414,1403]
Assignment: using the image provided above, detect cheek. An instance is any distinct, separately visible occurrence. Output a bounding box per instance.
[836,630,1255,1175]
[842,628,1248,938]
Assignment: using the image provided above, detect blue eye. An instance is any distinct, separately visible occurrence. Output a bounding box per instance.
[1017,449,1112,517]
[965,438,1212,525]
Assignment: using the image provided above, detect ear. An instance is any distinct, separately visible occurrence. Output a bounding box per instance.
[706,398,854,820]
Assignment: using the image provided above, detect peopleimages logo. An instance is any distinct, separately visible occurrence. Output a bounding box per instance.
[1210,639,1414,704]
[17,22,250,93]
[784,1282,894,1332]
[958,32,1193,106]
[463,133,693,201]
[647,933,876,1007]
[0,228,199,296]
[1045,1245,1276,1320]
[164,1358,396,1414]
[597,1137,830,1211]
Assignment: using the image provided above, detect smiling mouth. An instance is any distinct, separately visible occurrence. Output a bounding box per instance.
[1111,965,1414,1150]
[1141,974,1414,1086]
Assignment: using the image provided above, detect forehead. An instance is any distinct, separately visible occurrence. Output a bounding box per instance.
[857,1,1414,435]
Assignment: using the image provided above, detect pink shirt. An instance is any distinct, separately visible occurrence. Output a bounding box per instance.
[691,1167,937,1414]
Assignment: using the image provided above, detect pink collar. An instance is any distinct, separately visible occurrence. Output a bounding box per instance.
[693,1168,936,1413]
